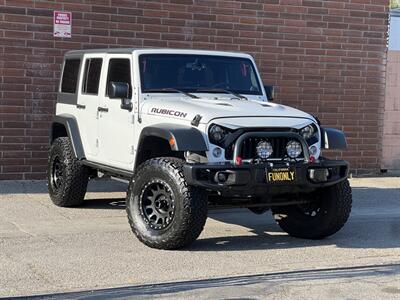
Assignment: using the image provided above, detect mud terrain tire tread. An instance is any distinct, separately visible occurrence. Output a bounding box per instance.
[272,179,352,239]
[126,157,208,250]
[47,137,89,207]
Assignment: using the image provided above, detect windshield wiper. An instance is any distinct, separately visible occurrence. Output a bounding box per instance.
[194,88,248,100]
[144,88,199,99]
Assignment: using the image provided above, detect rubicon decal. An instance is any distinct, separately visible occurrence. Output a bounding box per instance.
[150,108,187,118]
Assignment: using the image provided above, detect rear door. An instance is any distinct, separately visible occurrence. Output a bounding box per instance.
[97,54,135,169]
[76,54,104,158]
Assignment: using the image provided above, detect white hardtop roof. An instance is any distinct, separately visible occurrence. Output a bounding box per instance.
[64,48,253,59]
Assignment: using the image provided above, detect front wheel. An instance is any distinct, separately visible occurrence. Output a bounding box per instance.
[126,158,208,249]
[272,179,352,239]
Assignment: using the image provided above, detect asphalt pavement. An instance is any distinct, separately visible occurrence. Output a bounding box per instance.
[0,178,399,299]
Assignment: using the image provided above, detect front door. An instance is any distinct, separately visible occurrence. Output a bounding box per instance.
[97,54,135,170]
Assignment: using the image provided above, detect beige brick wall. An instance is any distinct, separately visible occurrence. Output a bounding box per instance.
[382,50,400,170]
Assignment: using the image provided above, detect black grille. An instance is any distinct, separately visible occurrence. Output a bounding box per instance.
[225,136,292,160]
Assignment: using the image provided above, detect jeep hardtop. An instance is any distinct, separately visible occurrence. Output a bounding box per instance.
[48,48,352,249]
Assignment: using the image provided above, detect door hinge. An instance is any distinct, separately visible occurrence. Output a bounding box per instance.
[96,139,99,148]
[131,114,135,124]
[130,145,134,154]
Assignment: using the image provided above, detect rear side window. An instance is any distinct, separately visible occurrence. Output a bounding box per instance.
[61,59,81,93]
[106,58,132,98]
[82,58,103,95]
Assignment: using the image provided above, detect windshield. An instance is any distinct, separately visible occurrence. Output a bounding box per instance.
[139,54,262,95]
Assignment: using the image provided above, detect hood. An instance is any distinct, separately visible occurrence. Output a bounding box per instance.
[141,95,315,125]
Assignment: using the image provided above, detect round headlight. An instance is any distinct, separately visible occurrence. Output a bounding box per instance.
[300,125,315,140]
[286,140,302,158]
[209,125,225,143]
[256,141,273,159]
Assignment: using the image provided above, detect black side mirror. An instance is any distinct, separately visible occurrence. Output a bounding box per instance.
[264,85,274,102]
[321,127,347,150]
[108,81,132,111]
[108,81,128,98]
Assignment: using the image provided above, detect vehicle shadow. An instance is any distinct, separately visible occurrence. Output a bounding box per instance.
[188,186,400,251]
[0,179,128,194]
[79,186,400,251]
[59,179,128,210]
[82,198,126,210]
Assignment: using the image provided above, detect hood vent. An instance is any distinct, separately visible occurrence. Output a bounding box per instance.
[215,102,232,106]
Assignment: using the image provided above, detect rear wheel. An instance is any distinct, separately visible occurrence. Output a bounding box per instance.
[47,137,89,207]
[272,179,352,239]
[126,157,208,249]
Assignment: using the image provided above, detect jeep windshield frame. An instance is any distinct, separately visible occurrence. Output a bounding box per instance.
[139,54,263,96]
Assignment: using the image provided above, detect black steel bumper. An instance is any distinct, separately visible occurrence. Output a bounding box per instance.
[183,159,349,197]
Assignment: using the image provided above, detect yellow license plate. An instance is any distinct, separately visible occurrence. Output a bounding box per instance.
[267,168,296,182]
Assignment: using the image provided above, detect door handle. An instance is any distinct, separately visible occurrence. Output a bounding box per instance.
[97,107,109,112]
[76,104,86,109]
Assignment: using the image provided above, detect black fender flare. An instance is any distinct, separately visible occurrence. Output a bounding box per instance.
[321,127,347,150]
[138,124,208,152]
[50,114,85,159]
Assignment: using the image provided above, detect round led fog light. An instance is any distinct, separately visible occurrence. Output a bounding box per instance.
[256,141,273,159]
[286,140,302,158]
[212,147,222,158]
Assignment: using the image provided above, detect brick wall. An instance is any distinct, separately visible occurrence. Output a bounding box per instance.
[0,0,390,179]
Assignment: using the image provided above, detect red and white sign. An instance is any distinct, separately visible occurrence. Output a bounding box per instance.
[53,11,72,38]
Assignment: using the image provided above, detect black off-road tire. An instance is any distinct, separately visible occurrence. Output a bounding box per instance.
[126,157,208,250]
[272,179,352,239]
[47,137,89,207]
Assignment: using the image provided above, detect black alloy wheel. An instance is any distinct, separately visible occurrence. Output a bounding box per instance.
[296,197,323,218]
[139,180,176,230]
[51,156,64,191]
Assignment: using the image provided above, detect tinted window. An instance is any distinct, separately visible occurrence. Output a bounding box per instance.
[106,59,132,98]
[139,54,262,95]
[61,59,81,93]
[82,58,103,95]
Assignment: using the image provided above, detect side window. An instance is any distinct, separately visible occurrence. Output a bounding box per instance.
[250,69,260,92]
[82,58,103,95]
[106,58,132,98]
[61,59,81,93]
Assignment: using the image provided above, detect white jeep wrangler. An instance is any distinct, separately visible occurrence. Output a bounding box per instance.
[48,48,352,249]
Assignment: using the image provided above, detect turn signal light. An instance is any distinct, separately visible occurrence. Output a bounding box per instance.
[309,168,329,182]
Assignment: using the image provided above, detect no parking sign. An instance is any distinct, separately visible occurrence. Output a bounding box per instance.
[53,11,72,38]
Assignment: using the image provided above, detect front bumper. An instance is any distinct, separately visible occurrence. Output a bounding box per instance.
[183,159,349,197]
